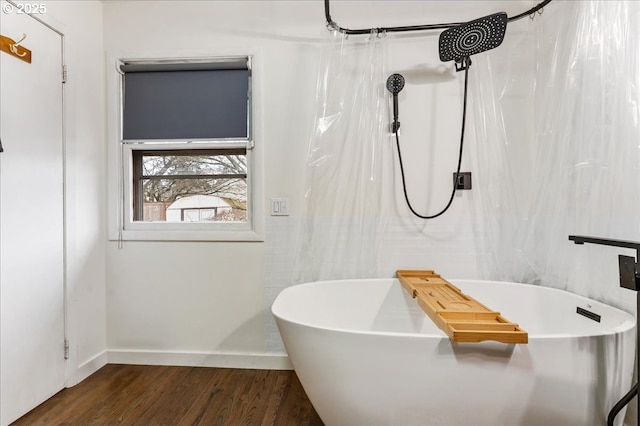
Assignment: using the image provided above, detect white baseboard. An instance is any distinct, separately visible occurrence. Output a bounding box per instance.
[106,349,292,370]
[71,351,108,386]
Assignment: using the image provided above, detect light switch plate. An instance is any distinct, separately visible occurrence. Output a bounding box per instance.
[270,198,289,216]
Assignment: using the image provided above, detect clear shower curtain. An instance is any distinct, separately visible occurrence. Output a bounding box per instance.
[472,6,640,422]
[469,17,538,284]
[473,0,640,312]
[526,0,640,311]
[294,30,391,283]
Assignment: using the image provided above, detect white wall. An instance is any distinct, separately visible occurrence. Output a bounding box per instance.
[42,0,107,384]
[102,0,535,365]
[103,0,320,367]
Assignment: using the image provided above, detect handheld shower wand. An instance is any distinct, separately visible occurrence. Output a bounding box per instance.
[386,73,405,133]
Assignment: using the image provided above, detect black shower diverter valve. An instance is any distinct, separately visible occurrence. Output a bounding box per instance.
[439,12,508,63]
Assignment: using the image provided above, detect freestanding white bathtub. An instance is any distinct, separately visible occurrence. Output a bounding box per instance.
[272,278,636,426]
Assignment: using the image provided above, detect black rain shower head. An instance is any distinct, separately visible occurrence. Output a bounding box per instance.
[438,12,508,65]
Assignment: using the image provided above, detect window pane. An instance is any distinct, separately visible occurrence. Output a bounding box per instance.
[140,178,247,223]
[142,153,247,177]
[133,149,247,223]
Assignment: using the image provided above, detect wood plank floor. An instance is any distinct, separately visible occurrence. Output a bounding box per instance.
[12,364,324,426]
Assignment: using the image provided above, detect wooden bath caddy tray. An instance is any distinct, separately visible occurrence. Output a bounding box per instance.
[397,270,528,344]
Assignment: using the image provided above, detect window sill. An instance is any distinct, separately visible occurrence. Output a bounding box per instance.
[109,228,264,242]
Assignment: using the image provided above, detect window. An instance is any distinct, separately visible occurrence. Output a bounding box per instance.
[114,56,262,241]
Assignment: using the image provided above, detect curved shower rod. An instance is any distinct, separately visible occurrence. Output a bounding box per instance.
[324,0,553,35]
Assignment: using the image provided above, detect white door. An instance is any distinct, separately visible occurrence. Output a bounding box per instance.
[0,6,66,426]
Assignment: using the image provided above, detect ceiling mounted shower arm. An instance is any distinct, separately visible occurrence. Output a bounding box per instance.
[323,0,554,35]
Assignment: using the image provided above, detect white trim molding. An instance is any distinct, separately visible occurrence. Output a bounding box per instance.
[106,350,292,370]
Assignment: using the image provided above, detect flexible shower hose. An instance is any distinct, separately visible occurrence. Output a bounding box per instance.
[394,59,470,219]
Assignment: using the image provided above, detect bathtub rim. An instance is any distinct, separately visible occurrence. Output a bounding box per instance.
[271,278,636,340]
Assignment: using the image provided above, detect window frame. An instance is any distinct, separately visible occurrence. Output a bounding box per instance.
[122,141,256,235]
[109,54,264,242]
